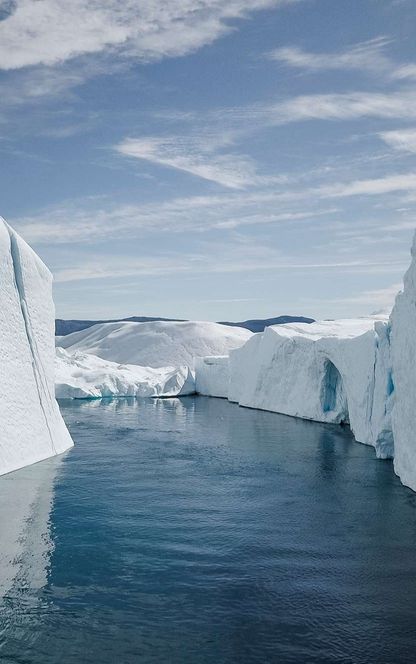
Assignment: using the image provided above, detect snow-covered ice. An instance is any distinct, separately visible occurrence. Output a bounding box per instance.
[0,217,73,476]
[55,347,195,399]
[57,320,252,368]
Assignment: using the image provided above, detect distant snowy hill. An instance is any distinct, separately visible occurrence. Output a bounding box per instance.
[56,320,252,368]
[55,316,185,336]
[56,314,314,336]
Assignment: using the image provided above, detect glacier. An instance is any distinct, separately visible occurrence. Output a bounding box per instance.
[0,217,73,476]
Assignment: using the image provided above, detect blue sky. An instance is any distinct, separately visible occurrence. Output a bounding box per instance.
[1,0,416,321]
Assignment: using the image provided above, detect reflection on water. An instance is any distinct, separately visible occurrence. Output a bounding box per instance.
[0,454,65,656]
[0,456,64,600]
[1,397,416,663]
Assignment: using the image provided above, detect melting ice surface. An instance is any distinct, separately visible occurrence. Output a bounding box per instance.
[2,397,416,663]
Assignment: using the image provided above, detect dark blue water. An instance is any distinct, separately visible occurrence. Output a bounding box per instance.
[1,397,416,664]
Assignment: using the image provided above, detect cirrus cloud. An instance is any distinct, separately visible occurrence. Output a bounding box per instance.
[0,0,295,70]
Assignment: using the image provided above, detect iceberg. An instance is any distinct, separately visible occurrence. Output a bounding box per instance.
[55,347,195,399]
[0,217,73,476]
[195,356,230,398]
[57,319,252,368]
[390,234,416,490]
[197,316,394,458]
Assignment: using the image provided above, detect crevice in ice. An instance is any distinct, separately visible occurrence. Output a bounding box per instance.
[320,360,349,424]
[387,370,394,398]
[7,229,57,455]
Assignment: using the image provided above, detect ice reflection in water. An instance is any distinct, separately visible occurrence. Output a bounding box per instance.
[0,455,65,653]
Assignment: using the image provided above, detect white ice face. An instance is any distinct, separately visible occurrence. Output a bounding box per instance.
[196,314,395,460]
[0,218,73,476]
[390,234,416,491]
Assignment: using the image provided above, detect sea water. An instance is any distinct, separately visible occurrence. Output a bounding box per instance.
[1,396,416,663]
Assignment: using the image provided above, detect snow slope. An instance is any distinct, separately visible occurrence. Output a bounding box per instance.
[0,217,73,476]
[55,348,195,399]
[196,316,394,459]
[57,320,252,368]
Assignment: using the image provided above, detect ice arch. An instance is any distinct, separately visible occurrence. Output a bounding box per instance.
[320,360,349,424]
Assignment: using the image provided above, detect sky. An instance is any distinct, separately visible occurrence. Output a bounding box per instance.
[1,0,416,321]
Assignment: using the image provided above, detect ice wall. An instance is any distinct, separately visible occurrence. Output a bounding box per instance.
[195,356,229,398]
[390,234,416,490]
[196,317,394,459]
[231,318,393,458]
[194,231,416,491]
[0,218,73,476]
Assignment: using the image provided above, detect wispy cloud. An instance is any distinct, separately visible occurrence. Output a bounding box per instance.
[269,37,394,74]
[11,169,416,248]
[266,90,416,124]
[51,244,406,284]
[321,172,416,198]
[379,128,416,153]
[115,135,268,189]
[146,89,416,145]
[268,36,416,80]
[112,87,416,191]
[0,0,295,71]
[13,194,337,244]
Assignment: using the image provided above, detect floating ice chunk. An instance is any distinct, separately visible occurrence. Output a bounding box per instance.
[55,347,195,399]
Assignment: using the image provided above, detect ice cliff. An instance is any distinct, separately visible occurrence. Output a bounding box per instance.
[196,317,394,458]
[194,232,416,492]
[390,234,416,491]
[0,217,73,476]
